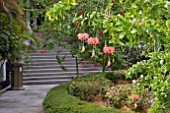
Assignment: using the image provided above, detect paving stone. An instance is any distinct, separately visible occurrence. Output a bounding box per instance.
[0,85,56,113]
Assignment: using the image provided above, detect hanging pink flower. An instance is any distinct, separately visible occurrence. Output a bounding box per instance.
[103,46,115,54]
[81,45,85,52]
[88,37,100,45]
[77,33,89,41]
[93,37,99,45]
[88,37,94,44]
[134,103,138,109]
[106,59,111,67]
[132,94,140,100]
[91,49,95,58]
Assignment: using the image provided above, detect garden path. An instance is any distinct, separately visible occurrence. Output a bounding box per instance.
[0,85,56,113]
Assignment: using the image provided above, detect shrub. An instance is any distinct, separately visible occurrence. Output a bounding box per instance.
[105,84,132,108]
[147,99,170,113]
[43,82,134,113]
[69,73,110,101]
[105,70,126,82]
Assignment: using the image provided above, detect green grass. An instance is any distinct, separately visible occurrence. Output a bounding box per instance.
[43,82,134,113]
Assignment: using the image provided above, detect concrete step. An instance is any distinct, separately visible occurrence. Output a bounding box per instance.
[27,58,81,63]
[23,65,76,69]
[23,64,101,70]
[30,55,73,59]
[29,51,71,56]
[23,67,102,74]
[23,79,71,85]
[23,70,101,76]
[23,75,74,81]
[25,61,97,66]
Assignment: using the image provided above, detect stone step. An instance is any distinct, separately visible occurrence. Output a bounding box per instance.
[23,79,71,85]
[23,70,101,76]
[30,55,73,59]
[25,61,97,66]
[23,75,74,81]
[23,67,101,73]
[26,58,81,63]
[23,64,100,70]
[29,51,71,56]
[23,64,75,69]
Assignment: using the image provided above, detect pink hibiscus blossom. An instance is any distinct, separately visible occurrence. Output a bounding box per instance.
[132,94,140,100]
[93,37,99,45]
[77,33,89,41]
[103,46,115,54]
[88,37,99,45]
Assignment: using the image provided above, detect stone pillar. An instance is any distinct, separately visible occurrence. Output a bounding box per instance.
[10,62,24,90]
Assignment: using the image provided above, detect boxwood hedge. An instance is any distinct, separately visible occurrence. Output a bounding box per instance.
[43,82,134,113]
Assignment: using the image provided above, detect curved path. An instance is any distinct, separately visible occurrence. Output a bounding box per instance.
[0,85,56,113]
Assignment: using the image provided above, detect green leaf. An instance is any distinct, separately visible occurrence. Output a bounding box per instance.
[166,19,170,28]
[119,0,123,4]
[131,29,137,34]
[119,32,126,39]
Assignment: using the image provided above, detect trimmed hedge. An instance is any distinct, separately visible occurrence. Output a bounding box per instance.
[43,82,134,113]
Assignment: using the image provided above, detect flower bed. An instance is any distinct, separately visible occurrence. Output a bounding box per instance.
[43,82,134,113]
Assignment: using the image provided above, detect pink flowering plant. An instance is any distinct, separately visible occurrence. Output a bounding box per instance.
[43,0,170,112]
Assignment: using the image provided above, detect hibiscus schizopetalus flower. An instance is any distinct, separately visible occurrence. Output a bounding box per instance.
[81,45,85,52]
[106,59,111,67]
[91,49,95,58]
[88,37,99,45]
[103,46,115,54]
[132,94,140,100]
[77,33,89,41]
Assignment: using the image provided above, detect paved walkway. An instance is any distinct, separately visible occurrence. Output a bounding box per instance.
[0,85,56,113]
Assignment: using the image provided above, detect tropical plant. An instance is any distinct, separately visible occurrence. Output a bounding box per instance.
[0,0,39,74]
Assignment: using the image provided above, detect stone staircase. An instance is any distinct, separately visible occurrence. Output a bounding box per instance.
[23,46,103,85]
